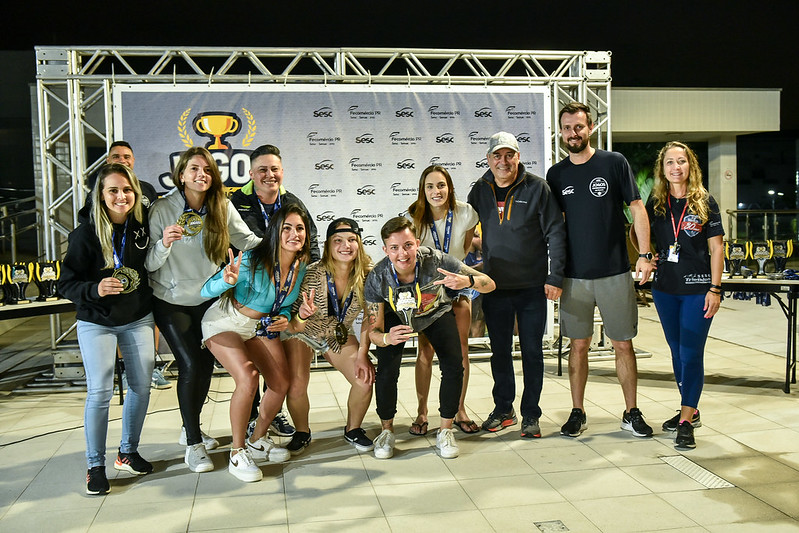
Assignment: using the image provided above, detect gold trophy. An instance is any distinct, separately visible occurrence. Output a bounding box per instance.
[35,261,60,301]
[750,242,772,277]
[772,240,793,272]
[194,112,241,150]
[725,241,748,277]
[6,262,34,304]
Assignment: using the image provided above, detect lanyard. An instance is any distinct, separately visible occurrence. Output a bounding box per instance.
[270,259,297,315]
[326,272,354,323]
[112,220,128,269]
[429,209,453,254]
[390,258,419,290]
[179,190,207,216]
[255,192,281,229]
[668,195,689,245]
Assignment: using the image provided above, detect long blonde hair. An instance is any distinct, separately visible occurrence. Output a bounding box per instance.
[321,221,373,309]
[90,164,144,269]
[172,147,230,264]
[651,141,710,223]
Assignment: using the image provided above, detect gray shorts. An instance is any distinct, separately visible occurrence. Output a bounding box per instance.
[201,299,260,344]
[560,272,637,341]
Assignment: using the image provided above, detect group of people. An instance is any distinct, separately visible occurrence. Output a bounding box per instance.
[59,101,724,494]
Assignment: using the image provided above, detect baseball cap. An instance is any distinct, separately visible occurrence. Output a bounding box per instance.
[486,131,519,155]
[326,217,362,240]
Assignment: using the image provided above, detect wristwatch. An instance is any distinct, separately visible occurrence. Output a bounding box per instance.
[638,252,653,261]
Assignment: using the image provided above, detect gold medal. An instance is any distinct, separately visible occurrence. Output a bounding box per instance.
[177,212,204,236]
[335,322,349,345]
[112,266,140,294]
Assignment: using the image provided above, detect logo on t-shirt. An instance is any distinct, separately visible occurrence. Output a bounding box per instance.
[682,214,703,237]
[589,177,608,197]
[562,185,575,196]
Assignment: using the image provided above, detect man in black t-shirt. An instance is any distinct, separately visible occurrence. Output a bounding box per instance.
[547,102,655,439]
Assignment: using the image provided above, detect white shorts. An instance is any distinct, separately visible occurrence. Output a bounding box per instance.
[201,299,260,344]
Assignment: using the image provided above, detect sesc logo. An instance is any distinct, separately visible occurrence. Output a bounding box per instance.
[355,133,375,144]
[516,132,531,143]
[395,107,414,118]
[436,133,455,144]
[312,107,333,118]
[396,159,415,170]
[316,211,336,222]
[362,235,378,246]
[314,160,334,171]
[474,107,493,118]
[475,160,489,169]
[357,185,376,195]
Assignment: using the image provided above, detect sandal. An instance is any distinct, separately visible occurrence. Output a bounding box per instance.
[409,420,428,436]
[454,419,481,434]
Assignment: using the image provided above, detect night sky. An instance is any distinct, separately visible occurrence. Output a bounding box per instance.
[6,1,798,129]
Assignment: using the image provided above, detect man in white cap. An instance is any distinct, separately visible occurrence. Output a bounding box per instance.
[467,132,566,438]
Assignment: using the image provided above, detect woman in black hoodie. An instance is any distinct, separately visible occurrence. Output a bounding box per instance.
[60,163,156,496]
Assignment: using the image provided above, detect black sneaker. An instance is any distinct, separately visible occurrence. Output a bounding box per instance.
[520,416,541,438]
[114,450,153,475]
[86,466,110,495]
[344,427,374,452]
[621,408,653,437]
[481,409,517,432]
[270,411,296,437]
[662,410,701,432]
[286,431,311,456]
[560,408,587,437]
[675,420,696,450]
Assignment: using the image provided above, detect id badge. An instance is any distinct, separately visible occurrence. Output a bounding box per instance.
[667,243,680,263]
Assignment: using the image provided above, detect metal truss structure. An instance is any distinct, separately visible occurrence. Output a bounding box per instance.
[35,46,611,260]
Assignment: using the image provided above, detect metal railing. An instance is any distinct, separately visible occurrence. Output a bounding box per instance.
[0,195,39,263]
[726,209,799,243]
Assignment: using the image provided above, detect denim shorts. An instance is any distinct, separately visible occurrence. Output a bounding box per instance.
[201,299,260,344]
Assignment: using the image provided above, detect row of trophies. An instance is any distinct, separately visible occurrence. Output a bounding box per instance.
[725,240,793,277]
[0,261,60,306]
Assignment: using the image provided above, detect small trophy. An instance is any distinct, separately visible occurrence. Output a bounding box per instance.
[389,287,420,338]
[6,262,34,304]
[750,242,772,277]
[772,240,793,272]
[35,261,60,301]
[725,242,748,277]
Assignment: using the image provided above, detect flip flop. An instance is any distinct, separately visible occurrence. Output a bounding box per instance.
[454,419,481,434]
[409,421,428,436]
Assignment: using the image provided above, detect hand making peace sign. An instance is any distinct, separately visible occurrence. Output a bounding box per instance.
[223,248,243,285]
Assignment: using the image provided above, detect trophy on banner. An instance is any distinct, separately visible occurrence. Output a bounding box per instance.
[388,286,420,338]
[749,241,772,277]
[194,112,241,150]
[725,241,748,277]
[35,261,61,301]
[771,240,793,272]
[6,262,34,304]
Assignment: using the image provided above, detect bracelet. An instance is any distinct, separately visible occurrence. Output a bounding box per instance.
[382,333,388,346]
[708,289,721,295]
[710,284,722,290]
[296,313,308,323]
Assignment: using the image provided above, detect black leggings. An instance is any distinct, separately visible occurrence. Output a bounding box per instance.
[152,297,215,446]
[374,309,463,421]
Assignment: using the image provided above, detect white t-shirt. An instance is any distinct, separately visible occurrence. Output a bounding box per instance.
[415,200,479,261]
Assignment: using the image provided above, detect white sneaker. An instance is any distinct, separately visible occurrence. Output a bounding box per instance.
[373,429,395,459]
[179,427,219,450]
[184,443,214,472]
[228,448,262,482]
[246,435,290,463]
[436,428,459,459]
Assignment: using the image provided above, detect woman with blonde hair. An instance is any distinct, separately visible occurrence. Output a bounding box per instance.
[647,141,724,450]
[282,218,375,455]
[146,147,261,473]
[407,165,479,435]
[60,163,155,494]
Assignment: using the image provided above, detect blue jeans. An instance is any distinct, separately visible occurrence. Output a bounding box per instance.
[77,314,155,468]
[652,289,712,408]
[482,286,547,419]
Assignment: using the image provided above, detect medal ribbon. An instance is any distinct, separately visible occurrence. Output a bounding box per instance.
[429,209,453,254]
[387,260,422,314]
[667,195,690,246]
[255,191,281,229]
[326,272,355,324]
[112,220,128,269]
[269,259,297,315]
[179,190,208,216]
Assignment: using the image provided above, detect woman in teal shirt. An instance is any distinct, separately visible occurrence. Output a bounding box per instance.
[201,204,309,482]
